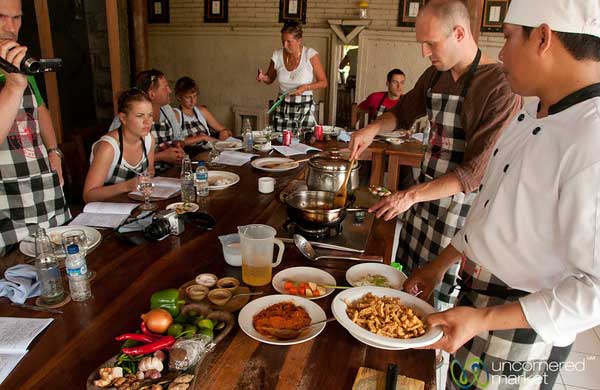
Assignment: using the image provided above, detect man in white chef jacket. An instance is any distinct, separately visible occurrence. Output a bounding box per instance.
[404,0,600,388]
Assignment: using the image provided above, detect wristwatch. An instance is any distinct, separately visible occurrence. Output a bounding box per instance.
[47,147,64,159]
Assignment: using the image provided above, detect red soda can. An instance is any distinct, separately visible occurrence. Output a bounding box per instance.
[283,129,292,146]
[315,125,323,141]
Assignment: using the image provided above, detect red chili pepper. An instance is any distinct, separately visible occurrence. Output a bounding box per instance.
[140,321,162,339]
[122,335,176,356]
[115,333,157,343]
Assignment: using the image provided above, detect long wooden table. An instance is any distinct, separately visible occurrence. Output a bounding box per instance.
[1,147,435,390]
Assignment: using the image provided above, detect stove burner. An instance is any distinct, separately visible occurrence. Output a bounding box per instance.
[283,220,342,240]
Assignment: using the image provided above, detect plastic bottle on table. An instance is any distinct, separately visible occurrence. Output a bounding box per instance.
[65,244,92,301]
[195,160,209,198]
[180,154,195,203]
[34,227,65,304]
[242,118,253,152]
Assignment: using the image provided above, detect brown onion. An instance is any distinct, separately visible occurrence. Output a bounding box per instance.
[141,308,173,334]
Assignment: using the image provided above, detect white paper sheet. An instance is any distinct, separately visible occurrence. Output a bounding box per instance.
[213,150,257,166]
[83,202,139,215]
[273,143,321,157]
[69,213,129,229]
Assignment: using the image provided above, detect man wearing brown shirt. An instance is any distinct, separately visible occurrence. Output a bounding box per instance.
[350,0,521,310]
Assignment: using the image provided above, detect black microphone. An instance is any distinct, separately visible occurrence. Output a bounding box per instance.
[0,52,62,75]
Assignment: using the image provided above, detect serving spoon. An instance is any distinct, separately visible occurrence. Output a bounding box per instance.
[293,234,383,262]
[333,158,355,208]
[261,317,337,339]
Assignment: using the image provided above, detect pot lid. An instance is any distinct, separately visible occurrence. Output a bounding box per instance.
[309,150,358,172]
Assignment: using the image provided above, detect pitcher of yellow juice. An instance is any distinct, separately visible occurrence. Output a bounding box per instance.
[238,224,285,286]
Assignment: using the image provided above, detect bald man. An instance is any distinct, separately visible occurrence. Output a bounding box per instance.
[350,0,521,311]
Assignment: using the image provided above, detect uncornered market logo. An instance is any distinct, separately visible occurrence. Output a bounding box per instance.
[450,357,490,389]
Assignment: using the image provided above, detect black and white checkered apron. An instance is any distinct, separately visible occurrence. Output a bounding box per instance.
[272,94,316,132]
[152,106,177,146]
[104,127,149,185]
[446,257,572,390]
[0,82,70,255]
[178,106,211,138]
[397,50,482,311]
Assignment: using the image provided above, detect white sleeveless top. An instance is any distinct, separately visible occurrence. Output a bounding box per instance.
[272,47,317,95]
[90,133,153,183]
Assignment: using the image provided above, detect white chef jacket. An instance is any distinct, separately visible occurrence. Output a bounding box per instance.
[451,84,600,347]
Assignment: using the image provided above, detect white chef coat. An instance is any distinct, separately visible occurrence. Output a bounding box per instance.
[451,84,600,347]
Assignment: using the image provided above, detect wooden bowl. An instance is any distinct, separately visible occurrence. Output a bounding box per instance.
[216,277,240,291]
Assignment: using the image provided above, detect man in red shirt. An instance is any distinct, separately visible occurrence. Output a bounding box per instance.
[354,69,405,125]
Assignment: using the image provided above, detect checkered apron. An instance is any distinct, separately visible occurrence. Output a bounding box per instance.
[272,94,316,132]
[0,82,70,255]
[104,127,149,185]
[446,257,572,390]
[152,106,177,146]
[397,50,482,311]
[178,106,211,138]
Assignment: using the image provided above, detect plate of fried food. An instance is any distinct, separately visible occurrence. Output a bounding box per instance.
[238,295,327,345]
[207,171,240,190]
[166,202,200,214]
[331,286,442,350]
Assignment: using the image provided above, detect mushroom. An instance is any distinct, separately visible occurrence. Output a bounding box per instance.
[206,311,235,344]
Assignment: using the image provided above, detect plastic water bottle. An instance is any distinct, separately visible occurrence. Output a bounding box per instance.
[195,160,209,198]
[180,155,195,203]
[34,228,64,304]
[242,118,253,152]
[65,244,92,301]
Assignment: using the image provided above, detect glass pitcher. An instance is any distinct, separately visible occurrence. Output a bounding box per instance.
[238,224,284,286]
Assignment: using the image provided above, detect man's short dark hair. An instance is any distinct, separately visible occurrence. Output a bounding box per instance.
[387,68,405,83]
[135,69,165,93]
[174,76,197,97]
[522,26,600,61]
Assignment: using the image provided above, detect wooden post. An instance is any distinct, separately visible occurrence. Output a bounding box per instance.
[33,0,63,142]
[130,0,149,72]
[465,0,484,43]
[106,0,122,115]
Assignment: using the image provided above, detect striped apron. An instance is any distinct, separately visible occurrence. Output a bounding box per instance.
[397,50,482,311]
[0,82,70,255]
[446,257,572,390]
[103,127,149,185]
[273,94,316,132]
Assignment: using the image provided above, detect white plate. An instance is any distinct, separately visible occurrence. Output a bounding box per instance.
[385,138,404,145]
[331,286,443,349]
[251,157,299,172]
[378,131,407,139]
[19,225,102,258]
[215,141,243,151]
[346,327,408,350]
[238,294,327,346]
[253,143,272,152]
[321,126,344,135]
[207,171,240,190]
[166,202,200,213]
[272,267,336,300]
[345,263,407,289]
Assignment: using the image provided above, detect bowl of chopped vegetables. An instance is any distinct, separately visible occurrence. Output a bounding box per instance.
[345,263,407,290]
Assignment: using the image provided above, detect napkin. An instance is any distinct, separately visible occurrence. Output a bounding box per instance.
[0,264,41,304]
[411,132,424,143]
[337,130,352,143]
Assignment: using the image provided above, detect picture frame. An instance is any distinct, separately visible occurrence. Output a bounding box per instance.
[204,0,228,23]
[398,0,426,27]
[148,0,170,24]
[279,0,307,24]
[481,0,510,32]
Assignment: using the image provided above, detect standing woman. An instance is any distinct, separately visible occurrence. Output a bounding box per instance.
[83,89,155,202]
[173,76,232,147]
[257,22,328,132]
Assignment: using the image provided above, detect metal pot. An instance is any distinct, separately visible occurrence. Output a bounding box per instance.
[285,190,366,227]
[306,150,360,194]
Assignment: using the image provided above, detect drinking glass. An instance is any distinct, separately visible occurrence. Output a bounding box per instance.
[137,171,157,211]
[207,143,222,168]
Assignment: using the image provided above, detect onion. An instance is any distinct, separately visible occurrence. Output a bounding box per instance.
[141,308,173,334]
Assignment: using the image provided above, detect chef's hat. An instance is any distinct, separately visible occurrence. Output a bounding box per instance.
[505,0,600,38]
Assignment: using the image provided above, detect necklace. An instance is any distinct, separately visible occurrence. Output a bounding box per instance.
[285,48,302,80]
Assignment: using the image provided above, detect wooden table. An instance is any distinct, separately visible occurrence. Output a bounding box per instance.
[1,149,435,390]
[385,140,426,190]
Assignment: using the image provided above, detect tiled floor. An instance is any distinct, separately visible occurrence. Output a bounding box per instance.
[436,327,600,390]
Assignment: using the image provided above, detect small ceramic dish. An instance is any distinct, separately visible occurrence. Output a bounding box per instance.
[216,277,240,291]
[208,288,232,306]
[195,273,218,288]
[386,137,404,145]
[185,284,209,302]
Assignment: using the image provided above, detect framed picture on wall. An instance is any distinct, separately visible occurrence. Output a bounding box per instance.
[279,0,307,24]
[398,0,426,27]
[148,0,170,24]
[204,0,228,23]
[481,0,511,32]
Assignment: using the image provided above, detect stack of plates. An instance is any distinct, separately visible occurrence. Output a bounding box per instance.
[331,286,443,350]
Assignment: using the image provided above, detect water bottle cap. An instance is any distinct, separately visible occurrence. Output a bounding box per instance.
[66,244,79,254]
[390,262,403,272]
[198,160,205,166]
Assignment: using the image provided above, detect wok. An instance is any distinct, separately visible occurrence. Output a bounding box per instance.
[285,190,367,227]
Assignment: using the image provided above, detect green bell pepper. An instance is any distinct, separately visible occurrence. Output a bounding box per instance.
[150,288,186,317]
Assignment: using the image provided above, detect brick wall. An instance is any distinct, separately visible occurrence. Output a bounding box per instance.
[166,0,411,31]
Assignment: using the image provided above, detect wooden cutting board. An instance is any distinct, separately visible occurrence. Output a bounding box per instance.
[352,367,425,390]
